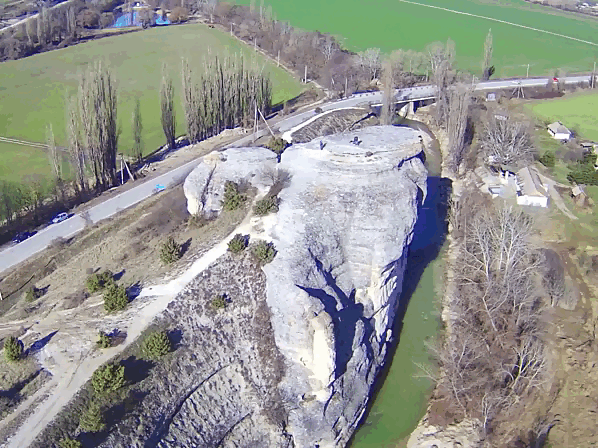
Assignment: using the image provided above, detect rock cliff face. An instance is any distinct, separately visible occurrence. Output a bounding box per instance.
[180,125,427,447]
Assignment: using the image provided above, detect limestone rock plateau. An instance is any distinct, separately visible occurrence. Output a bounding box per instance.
[102,126,427,448]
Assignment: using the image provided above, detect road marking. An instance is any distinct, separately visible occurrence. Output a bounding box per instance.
[397,0,598,47]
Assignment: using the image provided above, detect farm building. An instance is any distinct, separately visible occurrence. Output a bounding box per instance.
[516,166,549,207]
[547,121,572,141]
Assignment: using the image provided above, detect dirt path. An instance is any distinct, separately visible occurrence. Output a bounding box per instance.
[2,205,264,448]
[534,168,578,220]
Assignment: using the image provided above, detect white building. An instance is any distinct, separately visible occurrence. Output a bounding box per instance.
[547,121,572,141]
[516,166,549,207]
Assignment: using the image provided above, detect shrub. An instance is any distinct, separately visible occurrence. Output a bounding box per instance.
[141,330,172,360]
[79,401,106,433]
[25,285,42,303]
[160,237,181,264]
[253,195,279,216]
[86,270,114,293]
[539,152,555,168]
[59,438,82,448]
[103,283,128,312]
[266,137,288,155]
[228,234,247,254]
[96,331,112,349]
[211,294,228,310]
[567,153,598,186]
[3,336,23,362]
[222,181,246,211]
[252,241,277,265]
[91,363,126,395]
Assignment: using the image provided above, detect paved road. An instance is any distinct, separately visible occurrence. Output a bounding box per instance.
[0,74,592,274]
[0,161,198,273]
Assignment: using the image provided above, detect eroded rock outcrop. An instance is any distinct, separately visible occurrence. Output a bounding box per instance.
[182,125,427,446]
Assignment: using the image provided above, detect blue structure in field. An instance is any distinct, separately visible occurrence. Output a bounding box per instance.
[111,11,171,28]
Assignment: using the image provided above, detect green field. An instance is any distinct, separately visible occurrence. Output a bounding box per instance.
[0,24,303,184]
[529,91,598,142]
[238,0,598,77]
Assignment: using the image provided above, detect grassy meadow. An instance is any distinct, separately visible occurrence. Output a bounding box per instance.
[0,24,303,184]
[238,0,598,77]
[529,91,598,142]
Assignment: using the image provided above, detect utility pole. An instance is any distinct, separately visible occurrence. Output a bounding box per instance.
[345,77,348,97]
[230,23,233,36]
[258,107,275,137]
[592,61,596,89]
[304,65,307,84]
[120,155,124,185]
[526,63,530,78]
[277,50,280,67]
[253,101,258,142]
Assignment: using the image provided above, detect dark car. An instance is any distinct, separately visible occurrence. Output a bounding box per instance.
[12,231,34,244]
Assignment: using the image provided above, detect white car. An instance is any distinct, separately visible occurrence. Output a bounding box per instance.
[51,212,69,224]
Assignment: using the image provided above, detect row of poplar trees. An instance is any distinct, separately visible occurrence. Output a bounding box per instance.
[65,55,272,197]
[169,55,273,146]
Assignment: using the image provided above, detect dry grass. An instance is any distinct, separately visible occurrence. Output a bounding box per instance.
[0,182,254,430]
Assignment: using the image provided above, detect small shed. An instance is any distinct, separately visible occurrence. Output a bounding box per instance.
[572,185,585,197]
[547,121,572,141]
[516,166,549,207]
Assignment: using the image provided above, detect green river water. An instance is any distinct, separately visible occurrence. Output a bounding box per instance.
[350,121,448,447]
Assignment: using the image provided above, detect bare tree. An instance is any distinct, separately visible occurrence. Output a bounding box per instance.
[66,96,86,196]
[321,37,336,62]
[160,64,176,150]
[429,40,456,126]
[380,59,395,125]
[46,123,62,183]
[437,200,548,442]
[482,28,494,80]
[358,47,381,81]
[479,114,535,167]
[132,98,143,163]
[181,58,201,144]
[446,84,472,172]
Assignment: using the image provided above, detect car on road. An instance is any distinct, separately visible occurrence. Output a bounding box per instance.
[12,231,34,244]
[51,212,70,224]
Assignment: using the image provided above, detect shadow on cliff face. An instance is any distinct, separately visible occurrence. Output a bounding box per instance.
[348,173,452,445]
[299,252,375,378]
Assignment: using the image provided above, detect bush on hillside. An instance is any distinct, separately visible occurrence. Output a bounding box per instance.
[96,331,112,349]
[91,363,126,395]
[539,152,555,168]
[86,270,114,293]
[79,401,106,433]
[3,336,24,362]
[252,241,277,265]
[253,195,279,216]
[59,437,82,448]
[211,294,228,310]
[227,234,248,254]
[141,330,172,360]
[103,283,128,312]
[159,237,181,264]
[567,153,598,186]
[25,285,42,303]
[222,181,246,211]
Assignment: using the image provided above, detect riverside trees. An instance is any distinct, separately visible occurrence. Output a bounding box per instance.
[433,197,549,444]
